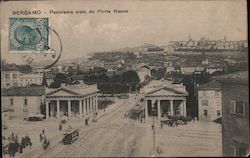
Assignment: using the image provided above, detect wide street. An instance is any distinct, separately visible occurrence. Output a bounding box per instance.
[40,95,145,157]
[3,94,222,158]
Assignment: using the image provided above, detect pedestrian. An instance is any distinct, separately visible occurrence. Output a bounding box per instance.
[11,132,15,142]
[39,133,43,142]
[140,117,143,123]
[8,142,16,158]
[85,118,88,126]
[152,125,154,130]
[25,135,32,148]
[161,122,163,129]
[19,141,23,153]
[59,123,62,131]
[96,112,98,116]
[21,137,26,148]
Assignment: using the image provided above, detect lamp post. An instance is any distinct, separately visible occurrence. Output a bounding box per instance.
[151,108,157,151]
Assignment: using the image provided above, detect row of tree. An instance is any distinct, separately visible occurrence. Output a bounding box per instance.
[48,70,141,93]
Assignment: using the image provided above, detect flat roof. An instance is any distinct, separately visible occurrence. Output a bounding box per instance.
[2,86,45,96]
[214,71,248,83]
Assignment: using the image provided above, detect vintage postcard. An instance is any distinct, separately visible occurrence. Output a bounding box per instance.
[1,0,248,157]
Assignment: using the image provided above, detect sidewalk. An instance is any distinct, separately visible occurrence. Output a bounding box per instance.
[3,98,126,158]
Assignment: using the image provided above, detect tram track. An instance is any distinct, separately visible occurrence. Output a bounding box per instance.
[68,99,135,157]
[40,97,139,157]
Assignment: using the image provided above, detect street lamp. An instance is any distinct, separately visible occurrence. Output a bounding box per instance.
[151,107,157,151]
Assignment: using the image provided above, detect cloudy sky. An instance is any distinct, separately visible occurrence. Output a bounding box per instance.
[1,0,247,64]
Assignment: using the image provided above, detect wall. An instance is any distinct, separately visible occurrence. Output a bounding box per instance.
[198,90,222,121]
[2,96,42,119]
[221,82,249,157]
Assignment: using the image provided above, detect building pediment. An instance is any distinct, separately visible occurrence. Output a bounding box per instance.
[46,87,81,97]
[145,87,188,97]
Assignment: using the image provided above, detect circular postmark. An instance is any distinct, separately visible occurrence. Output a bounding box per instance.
[21,26,63,70]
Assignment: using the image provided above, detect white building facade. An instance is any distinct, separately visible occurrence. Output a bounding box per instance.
[1,71,21,88]
[1,70,43,88]
[44,85,99,119]
[2,86,45,119]
[198,80,222,121]
[142,80,188,121]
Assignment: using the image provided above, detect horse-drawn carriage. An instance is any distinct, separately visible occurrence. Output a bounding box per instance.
[161,118,187,127]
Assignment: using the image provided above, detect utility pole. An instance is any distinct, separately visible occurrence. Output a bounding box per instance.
[152,107,157,151]
[153,115,156,150]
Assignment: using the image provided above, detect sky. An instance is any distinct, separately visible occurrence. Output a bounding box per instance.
[1,0,248,64]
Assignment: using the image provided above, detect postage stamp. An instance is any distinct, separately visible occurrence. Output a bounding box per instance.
[9,18,50,52]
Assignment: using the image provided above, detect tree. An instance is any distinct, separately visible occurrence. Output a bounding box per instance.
[49,73,67,88]
[93,67,107,74]
[122,70,140,84]
[122,70,140,92]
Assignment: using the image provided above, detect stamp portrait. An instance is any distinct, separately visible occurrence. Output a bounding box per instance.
[9,18,50,52]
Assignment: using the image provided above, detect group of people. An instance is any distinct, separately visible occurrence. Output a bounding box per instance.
[5,132,32,158]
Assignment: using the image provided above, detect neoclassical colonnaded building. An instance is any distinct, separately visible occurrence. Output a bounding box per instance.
[142,80,188,120]
[45,84,99,119]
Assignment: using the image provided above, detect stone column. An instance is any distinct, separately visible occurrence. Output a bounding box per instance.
[95,95,98,110]
[46,100,49,119]
[183,100,186,116]
[170,100,174,116]
[68,100,71,117]
[79,100,83,118]
[89,98,92,113]
[157,100,161,119]
[144,100,148,120]
[91,97,94,112]
[86,99,89,115]
[56,100,60,118]
[83,99,86,116]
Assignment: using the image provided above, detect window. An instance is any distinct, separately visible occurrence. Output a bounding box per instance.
[230,100,246,116]
[217,110,221,116]
[13,74,17,79]
[10,98,13,105]
[5,74,10,79]
[215,91,220,96]
[204,110,208,116]
[202,100,208,106]
[10,98,14,112]
[23,98,28,112]
[24,98,28,106]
